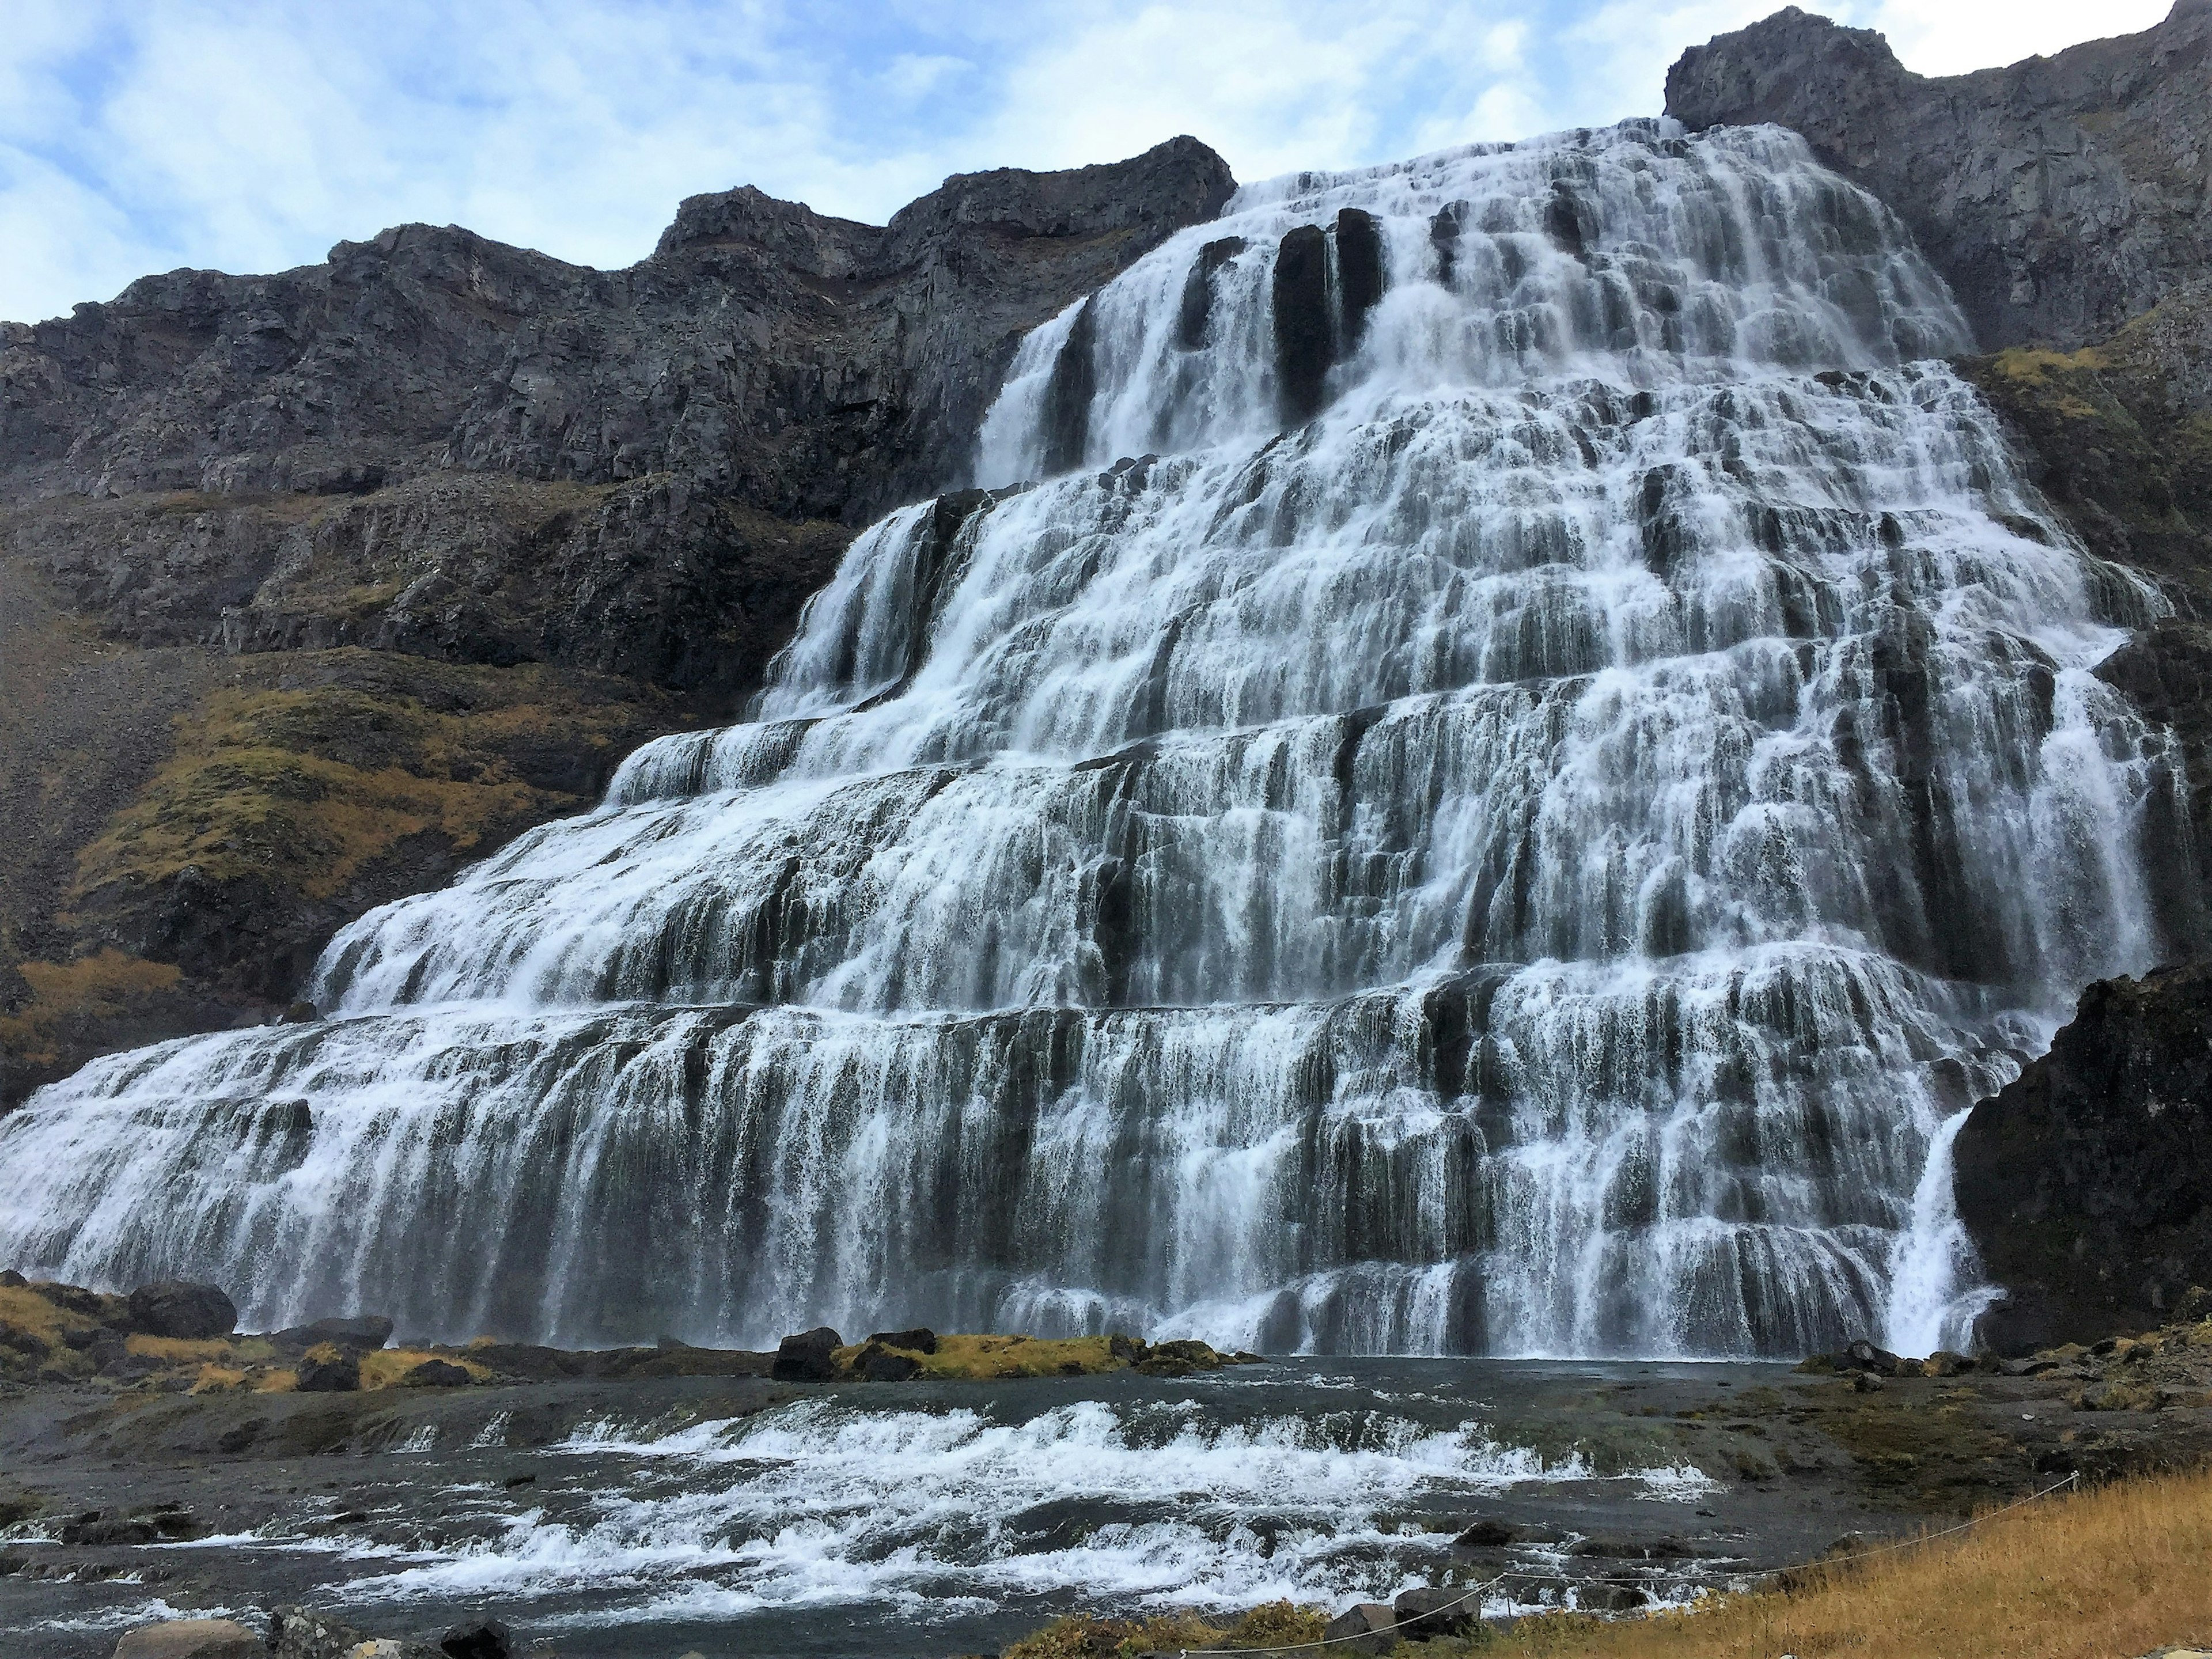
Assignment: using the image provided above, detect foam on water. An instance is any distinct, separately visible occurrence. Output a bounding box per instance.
[328,1393,1709,1622]
[0,119,2187,1357]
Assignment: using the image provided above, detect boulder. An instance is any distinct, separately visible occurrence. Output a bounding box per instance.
[63,1510,161,1546]
[865,1326,940,1354]
[0,1269,25,1287]
[113,1620,261,1659]
[270,1315,395,1355]
[1135,1338,1224,1377]
[770,1327,843,1382]
[854,1343,922,1382]
[1392,1585,1476,1638]
[126,1281,237,1340]
[438,1615,513,1659]
[1321,1602,1397,1654]
[399,1358,473,1388]
[296,1342,362,1392]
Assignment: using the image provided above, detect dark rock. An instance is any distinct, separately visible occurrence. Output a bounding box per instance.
[854,1343,922,1382]
[60,1509,160,1546]
[399,1358,473,1388]
[1454,1518,1517,1548]
[1273,223,1334,425]
[864,1326,939,1354]
[1956,964,2212,1351]
[32,1281,104,1316]
[112,1620,262,1659]
[1840,1338,1902,1374]
[1336,209,1387,346]
[1134,1338,1225,1377]
[770,1326,843,1381]
[1177,236,1247,351]
[1580,1581,1650,1612]
[0,1270,24,1287]
[1922,1350,1975,1377]
[1321,1601,1398,1654]
[1108,1332,1145,1365]
[268,1315,394,1354]
[1040,298,1099,475]
[294,1343,362,1392]
[1665,2,2212,349]
[1392,1585,1476,1638]
[439,1615,513,1659]
[126,1281,237,1340]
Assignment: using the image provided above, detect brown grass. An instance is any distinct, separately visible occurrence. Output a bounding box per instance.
[0,949,182,1066]
[836,1332,1128,1380]
[1496,1465,2212,1659]
[358,1347,493,1388]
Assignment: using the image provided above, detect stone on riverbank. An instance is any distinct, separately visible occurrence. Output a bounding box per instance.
[126,1281,237,1340]
[112,1620,260,1659]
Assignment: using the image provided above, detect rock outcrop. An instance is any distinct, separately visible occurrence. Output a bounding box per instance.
[1665,2,2212,350]
[0,137,1233,1104]
[1956,965,2212,1351]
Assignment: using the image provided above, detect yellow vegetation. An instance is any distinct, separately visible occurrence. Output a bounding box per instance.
[0,950,183,1066]
[1492,1464,2212,1659]
[359,1347,494,1388]
[840,1332,1130,1380]
[1982,346,2115,421]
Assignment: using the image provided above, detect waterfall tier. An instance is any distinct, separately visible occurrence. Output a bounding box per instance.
[0,119,2179,1357]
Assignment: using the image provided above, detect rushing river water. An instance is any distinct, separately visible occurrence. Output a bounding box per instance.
[3,1359,1918,1658]
[0,118,2181,1358]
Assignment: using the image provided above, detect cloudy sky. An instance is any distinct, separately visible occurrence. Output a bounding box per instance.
[1,0,2177,325]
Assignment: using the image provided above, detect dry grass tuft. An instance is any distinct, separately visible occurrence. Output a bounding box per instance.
[1499,1464,2212,1659]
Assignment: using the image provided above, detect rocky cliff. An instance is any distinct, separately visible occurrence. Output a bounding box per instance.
[1666,1,2212,351]
[0,138,1235,1105]
[1956,965,2212,1352]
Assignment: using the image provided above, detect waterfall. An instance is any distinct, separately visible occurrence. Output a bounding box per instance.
[0,119,2177,1357]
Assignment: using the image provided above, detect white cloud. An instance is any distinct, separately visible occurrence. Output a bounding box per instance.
[0,0,2189,326]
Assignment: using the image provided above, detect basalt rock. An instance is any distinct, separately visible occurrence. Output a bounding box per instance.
[1666,2,2212,349]
[770,1326,843,1381]
[126,1279,237,1340]
[0,138,1233,1104]
[1956,964,2212,1351]
[267,1315,393,1354]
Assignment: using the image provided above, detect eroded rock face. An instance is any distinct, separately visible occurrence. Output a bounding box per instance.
[1665,2,2212,349]
[0,139,1233,1103]
[1956,964,2212,1352]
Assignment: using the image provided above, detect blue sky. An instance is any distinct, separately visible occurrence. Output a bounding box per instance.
[0,0,2178,325]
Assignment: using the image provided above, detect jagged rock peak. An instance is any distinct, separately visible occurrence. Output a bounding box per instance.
[1665,2,2212,349]
[656,135,1235,265]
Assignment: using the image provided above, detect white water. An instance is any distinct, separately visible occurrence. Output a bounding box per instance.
[331,1392,1707,1623]
[0,119,2179,1355]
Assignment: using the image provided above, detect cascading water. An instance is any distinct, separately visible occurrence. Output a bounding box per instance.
[0,120,2181,1357]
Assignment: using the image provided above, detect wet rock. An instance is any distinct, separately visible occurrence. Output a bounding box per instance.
[62,1509,161,1546]
[399,1358,473,1388]
[1392,1585,1475,1638]
[1176,236,1247,350]
[112,1620,261,1659]
[270,1316,395,1355]
[770,1326,843,1382]
[1453,1518,1517,1548]
[1322,1601,1398,1654]
[1040,298,1099,474]
[854,1343,922,1382]
[1838,1339,1902,1374]
[1336,208,1387,346]
[0,1270,24,1287]
[1956,965,2212,1351]
[1108,1332,1145,1364]
[1134,1338,1225,1377]
[296,1342,362,1392]
[126,1280,237,1340]
[438,1615,513,1659]
[1273,224,1334,425]
[1579,1581,1650,1612]
[1922,1350,1976,1377]
[865,1327,939,1354]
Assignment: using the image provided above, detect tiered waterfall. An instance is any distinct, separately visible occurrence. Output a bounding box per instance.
[0,120,2182,1357]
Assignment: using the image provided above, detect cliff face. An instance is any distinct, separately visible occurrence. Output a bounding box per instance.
[1956,965,2212,1352]
[1666,2,2212,351]
[0,138,1235,1105]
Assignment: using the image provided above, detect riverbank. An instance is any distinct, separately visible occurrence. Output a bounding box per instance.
[5,1302,2211,1656]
